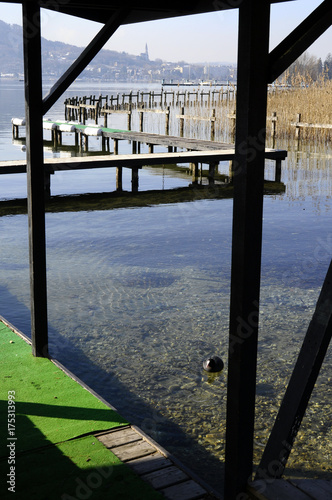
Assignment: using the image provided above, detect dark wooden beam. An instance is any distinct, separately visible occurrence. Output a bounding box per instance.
[224,1,271,498]
[256,259,332,481]
[268,0,332,83]
[23,2,48,357]
[42,8,128,114]
[36,0,292,26]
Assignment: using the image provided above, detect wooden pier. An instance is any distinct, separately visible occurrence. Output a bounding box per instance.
[7,120,287,196]
[249,478,332,499]
[6,2,332,499]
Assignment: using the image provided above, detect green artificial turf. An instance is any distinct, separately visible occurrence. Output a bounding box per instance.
[1,434,163,500]
[0,322,127,455]
[0,321,163,499]
[44,119,129,134]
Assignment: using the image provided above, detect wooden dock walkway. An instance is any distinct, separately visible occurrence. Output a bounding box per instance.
[6,119,287,195]
[0,317,220,500]
[96,426,217,499]
[248,478,332,500]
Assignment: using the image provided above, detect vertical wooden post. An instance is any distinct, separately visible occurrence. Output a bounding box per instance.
[224,2,270,499]
[44,169,52,199]
[116,168,122,191]
[131,167,139,192]
[22,2,48,357]
[208,163,215,185]
[229,111,236,143]
[191,162,199,184]
[271,111,277,140]
[275,159,282,183]
[127,104,132,130]
[179,107,184,137]
[165,106,170,135]
[295,112,302,140]
[139,111,144,132]
[210,108,216,141]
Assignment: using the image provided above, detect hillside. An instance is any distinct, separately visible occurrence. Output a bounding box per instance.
[0,20,236,82]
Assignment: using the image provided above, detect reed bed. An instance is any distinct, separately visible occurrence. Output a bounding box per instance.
[268,76,332,142]
[73,78,332,144]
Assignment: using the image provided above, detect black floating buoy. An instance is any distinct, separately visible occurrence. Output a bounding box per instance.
[203,355,224,373]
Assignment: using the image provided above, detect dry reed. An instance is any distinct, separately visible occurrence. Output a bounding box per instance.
[267,75,332,142]
[173,77,332,143]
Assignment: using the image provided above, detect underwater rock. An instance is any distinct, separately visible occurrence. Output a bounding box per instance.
[203,356,224,373]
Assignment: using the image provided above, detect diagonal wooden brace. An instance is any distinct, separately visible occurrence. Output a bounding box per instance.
[257,259,332,480]
[43,8,128,114]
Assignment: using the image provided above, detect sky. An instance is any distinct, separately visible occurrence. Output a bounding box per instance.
[0,1,331,64]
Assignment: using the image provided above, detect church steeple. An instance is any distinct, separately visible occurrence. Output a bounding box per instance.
[140,43,149,61]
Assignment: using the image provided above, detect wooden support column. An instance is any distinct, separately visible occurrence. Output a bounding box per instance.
[139,111,144,132]
[208,163,216,185]
[22,2,48,357]
[224,2,270,499]
[191,162,199,184]
[131,167,139,192]
[275,159,282,183]
[127,104,132,130]
[179,107,184,137]
[165,106,170,135]
[116,168,123,191]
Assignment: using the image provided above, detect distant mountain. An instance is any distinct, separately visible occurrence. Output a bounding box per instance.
[0,21,24,76]
[0,20,236,83]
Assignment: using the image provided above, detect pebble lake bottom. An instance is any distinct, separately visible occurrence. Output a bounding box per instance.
[1,81,332,492]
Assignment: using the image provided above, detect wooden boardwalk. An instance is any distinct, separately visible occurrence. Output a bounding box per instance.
[5,122,287,196]
[249,478,332,500]
[11,118,287,162]
[3,124,287,195]
[96,426,220,499]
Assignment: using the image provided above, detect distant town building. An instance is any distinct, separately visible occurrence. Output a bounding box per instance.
[140,44,149,61]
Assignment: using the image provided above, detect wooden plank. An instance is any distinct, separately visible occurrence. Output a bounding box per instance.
[160,479,207,500]
[224,2,271,499]
[290,479,332,500]
[22,2,49,358]
[97,428,141,448]
[141,465,189,490]
[10,123,287,159]
[126,453,172,475]
[249,480,312,500]
[110,440,156,462]
[0,146,286,176]
[291,122,332,130]
[257,259,332,479]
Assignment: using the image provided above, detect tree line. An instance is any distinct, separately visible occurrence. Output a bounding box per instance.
[281,52,332,84]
